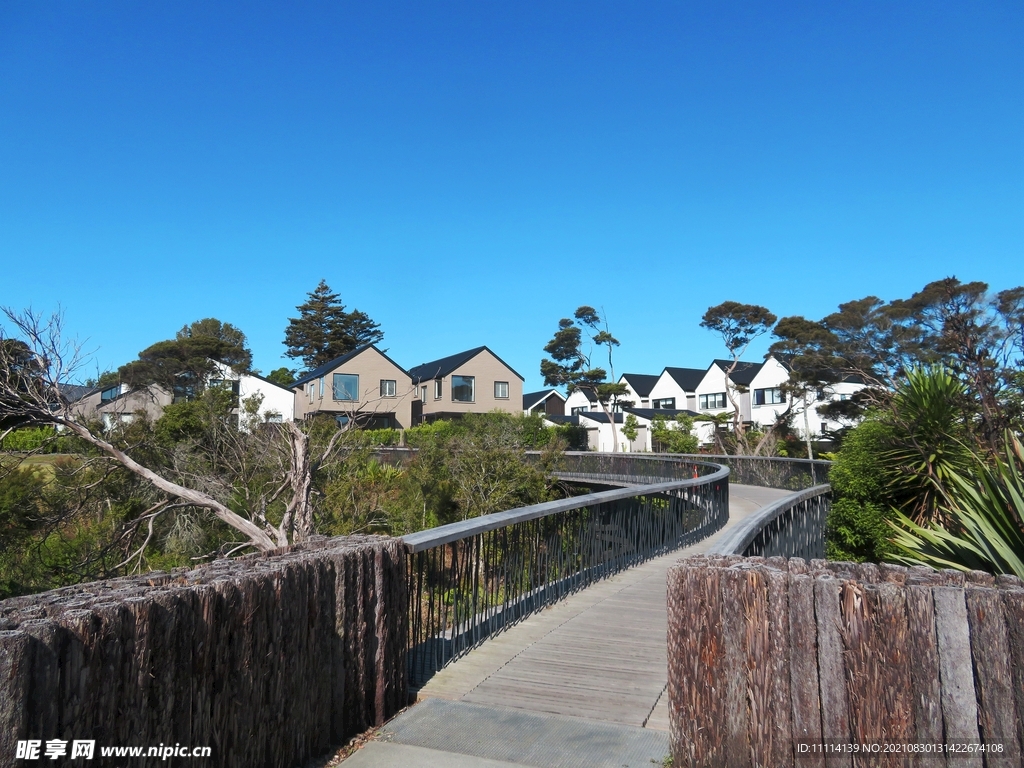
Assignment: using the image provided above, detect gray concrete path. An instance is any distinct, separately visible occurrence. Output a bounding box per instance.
[341,484,790,767]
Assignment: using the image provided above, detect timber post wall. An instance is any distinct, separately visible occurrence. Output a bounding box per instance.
[0,536,407,768]
[667,555,1024,767]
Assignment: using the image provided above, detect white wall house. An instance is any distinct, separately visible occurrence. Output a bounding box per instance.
[746,356,791,429]
[742,356,867,438]
[209,361,295,426]
[576,411,648,453]
[693,359,764,427]
[564,388,597,416]
[646,367,705,413]
[617,373,660,410]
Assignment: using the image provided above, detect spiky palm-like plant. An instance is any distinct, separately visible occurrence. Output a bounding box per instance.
[882,365,973,525]
[889,434,1024,578]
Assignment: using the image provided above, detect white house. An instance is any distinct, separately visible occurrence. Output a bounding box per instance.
[646,367,705,412]
[564,387,598,416]
[621,407,710,451]
[693,359,764,425]
[746,356,791,429]
[209,361,296,426]
[743,356,867,438]
[617,373,660,410]
[575,411,648,453]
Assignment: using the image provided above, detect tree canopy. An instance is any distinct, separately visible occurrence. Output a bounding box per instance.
[770,277,1024,450]
[118,318,253,395]
[541,306,630,451]
[283,280,384,371]
[700,301,777,449]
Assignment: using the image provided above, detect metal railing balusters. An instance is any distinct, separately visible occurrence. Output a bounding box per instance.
[402,458,730,687]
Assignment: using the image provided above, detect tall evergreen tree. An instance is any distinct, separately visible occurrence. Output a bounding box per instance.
[283,280,384,370]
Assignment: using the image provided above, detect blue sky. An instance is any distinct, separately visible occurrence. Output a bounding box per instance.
[2,2,1021,391]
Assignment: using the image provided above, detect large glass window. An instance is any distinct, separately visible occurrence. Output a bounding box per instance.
[494,381,509,399]
[652,397,675,409]
[333,373,359,401]
[451,375,475,402]
[753,387,785,406]
[100,385,120,402]
[699,392,727,410]
[434,379,442,399]
[380,379,397,397]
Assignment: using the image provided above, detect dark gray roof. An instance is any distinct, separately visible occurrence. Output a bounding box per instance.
[624,407,701,420]
[619,373,659,398]
[711,359,763,386]
[568,386,599,403]
[576,411,627,424]
[409,346,524,384]
[58,384,97,403]
[663,367,706,392]
[292,345,408,389]
[523,389,565,410]
[544,414,579,426]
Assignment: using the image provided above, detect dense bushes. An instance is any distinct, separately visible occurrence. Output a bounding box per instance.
[826,367,1024,575]
[0,410,565,596]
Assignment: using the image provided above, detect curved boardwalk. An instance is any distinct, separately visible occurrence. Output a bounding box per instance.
[342,484,791,767]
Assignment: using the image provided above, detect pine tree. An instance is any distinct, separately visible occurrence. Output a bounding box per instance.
[283,280,384,370]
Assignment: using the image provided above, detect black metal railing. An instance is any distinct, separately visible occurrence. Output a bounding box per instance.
[662,453,831,490]
[376,447,829,490]
[708,484,831,560]
[525,451,719,485]
[400,462,729,687]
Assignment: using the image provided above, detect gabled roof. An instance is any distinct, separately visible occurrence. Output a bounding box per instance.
[663,367,706,392]
[619,373,660,398]
[408,346,524,384]
[58,384,97,403]
[523,389,565,410]
[711,359,763,386]
[292,345,409,389]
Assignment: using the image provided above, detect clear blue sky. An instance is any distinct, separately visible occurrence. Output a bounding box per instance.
[2,2,1021,391]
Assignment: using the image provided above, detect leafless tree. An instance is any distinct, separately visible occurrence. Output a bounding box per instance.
[1,307,401,555]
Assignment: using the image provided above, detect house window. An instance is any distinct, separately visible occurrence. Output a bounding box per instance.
[571,406,589,415]
[753,388,785,406]
[494,381,509,399]
[308,383,314,404]
[333,374,359,401]
[420,386,427,402]
[319,377,324,398]
[380,379,397,397]
[434,379,442,399]
[452,375,475,402]
[699,392,727,410]
[100,385,120,402]
[652,397,675,409]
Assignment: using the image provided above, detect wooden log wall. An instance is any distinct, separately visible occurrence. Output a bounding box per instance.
[0,535,407,768]
[667,555,1024,767]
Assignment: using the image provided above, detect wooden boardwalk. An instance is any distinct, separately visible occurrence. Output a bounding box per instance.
[415,483,792,732]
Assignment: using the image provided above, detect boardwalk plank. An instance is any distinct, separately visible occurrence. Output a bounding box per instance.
[418,484,795,734]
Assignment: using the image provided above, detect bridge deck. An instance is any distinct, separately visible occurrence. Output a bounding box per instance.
[413,483,790,726]
[341,483,791,767]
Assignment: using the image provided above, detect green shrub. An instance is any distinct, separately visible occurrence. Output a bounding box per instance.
[825,420,896,561]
